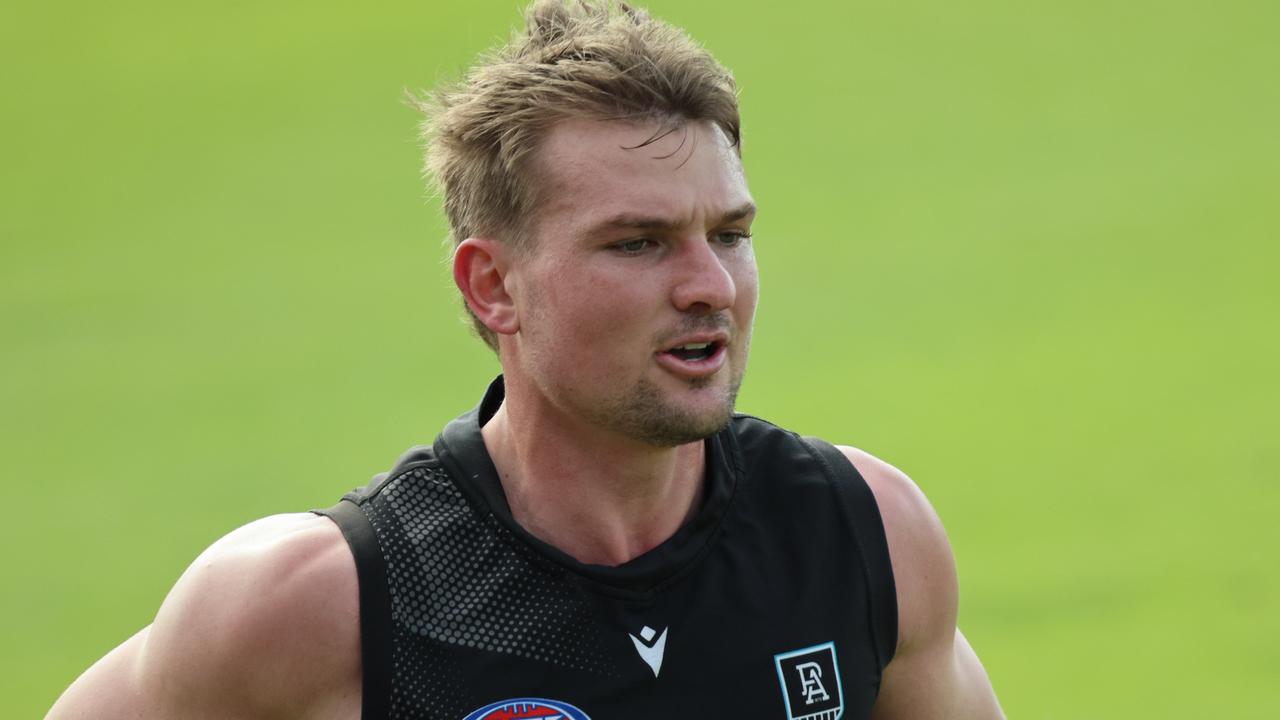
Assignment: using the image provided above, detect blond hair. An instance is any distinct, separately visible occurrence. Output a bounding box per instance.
[417,0,741,350]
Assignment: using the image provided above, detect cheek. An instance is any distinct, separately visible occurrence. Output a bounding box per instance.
[734,255,761,317]
[533,269,652,360]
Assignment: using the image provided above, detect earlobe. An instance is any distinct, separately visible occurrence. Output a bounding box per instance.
[453,238,519,336]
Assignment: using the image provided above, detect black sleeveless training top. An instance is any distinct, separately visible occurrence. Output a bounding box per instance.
[315,377,896,720]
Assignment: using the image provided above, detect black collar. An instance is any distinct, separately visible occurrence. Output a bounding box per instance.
[433,376,740,596]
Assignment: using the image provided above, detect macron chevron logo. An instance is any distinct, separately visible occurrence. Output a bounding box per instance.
[628,625,668,677]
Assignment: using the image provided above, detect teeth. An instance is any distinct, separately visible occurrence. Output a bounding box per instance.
[676,342,711,351]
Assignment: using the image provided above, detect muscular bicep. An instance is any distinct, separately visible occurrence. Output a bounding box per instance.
[47,513,360,720]
[46,608,252,719]
[871,627,1002,720]
[838,446,1003,719]
[47,627,153,719]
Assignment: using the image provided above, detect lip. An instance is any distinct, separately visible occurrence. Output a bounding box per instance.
[654,332,730,379]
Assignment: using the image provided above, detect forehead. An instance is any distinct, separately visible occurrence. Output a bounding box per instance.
[532,117,752,235]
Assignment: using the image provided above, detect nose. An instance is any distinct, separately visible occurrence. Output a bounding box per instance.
[671,238,737,314]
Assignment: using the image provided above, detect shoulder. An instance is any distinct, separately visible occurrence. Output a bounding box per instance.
[835,446,959,654]
[141,512,361,716]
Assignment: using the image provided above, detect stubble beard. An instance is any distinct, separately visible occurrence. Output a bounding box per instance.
[596,369,745,448]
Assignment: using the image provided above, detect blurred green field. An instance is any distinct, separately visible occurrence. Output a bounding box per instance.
[2,0,1277,717]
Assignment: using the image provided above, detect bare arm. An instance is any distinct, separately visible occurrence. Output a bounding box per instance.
[47,513,361,720]
[840,446,1004,720]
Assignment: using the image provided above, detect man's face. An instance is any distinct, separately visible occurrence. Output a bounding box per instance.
[504,117,758,447]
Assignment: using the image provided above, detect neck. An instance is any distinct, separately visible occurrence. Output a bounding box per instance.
[480,383,707,567]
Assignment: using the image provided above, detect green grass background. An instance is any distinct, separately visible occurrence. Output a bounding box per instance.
[3,0,1277,717]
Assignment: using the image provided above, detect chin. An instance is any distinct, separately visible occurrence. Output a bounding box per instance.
[629,408,732,448]
[601,371,742,448]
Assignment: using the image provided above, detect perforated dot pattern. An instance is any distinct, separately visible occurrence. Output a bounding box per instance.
[362,464,615,717]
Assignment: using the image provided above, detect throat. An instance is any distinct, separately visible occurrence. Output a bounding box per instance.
[490,423,709,565]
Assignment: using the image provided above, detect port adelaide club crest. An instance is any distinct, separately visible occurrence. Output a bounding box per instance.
[774,642,844,720]
[462,698,591,720]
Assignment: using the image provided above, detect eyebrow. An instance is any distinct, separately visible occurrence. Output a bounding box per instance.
[590,202,757,235]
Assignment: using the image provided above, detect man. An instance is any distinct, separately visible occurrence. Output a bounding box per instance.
[50,1,1003,718]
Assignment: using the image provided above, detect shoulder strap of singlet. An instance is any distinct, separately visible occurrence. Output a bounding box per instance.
[312,499,392,720]
[800,436,899,671]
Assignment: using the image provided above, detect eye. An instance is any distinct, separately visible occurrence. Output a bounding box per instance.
[713,230,752,248]
[613,238,654,255]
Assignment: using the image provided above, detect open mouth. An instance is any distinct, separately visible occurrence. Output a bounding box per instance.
[663,341,721,362]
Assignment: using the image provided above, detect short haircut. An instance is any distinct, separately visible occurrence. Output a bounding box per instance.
[417,0,741,351]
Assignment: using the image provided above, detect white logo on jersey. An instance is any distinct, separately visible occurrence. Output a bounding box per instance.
[628,625,668,677]
[795,661,829,705]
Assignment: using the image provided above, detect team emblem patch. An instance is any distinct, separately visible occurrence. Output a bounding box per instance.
[462,698,591,720]
[774,642,844,720]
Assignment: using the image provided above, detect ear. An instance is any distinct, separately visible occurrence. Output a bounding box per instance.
[453,238,519,336]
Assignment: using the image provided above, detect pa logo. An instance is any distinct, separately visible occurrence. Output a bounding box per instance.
[774,642,844,720]
[462,697,591,720]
